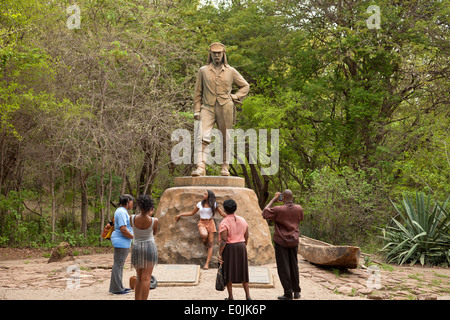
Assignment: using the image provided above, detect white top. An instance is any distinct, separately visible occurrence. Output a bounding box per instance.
[196,201,217,219]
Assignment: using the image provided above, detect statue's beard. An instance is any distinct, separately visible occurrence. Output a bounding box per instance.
[207,52,228,65]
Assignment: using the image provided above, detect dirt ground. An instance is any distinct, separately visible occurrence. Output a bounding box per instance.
[0,248,449,301]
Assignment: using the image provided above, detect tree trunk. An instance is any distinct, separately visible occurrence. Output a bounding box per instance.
[80,170,88,237]
[106,167,112,220]
[51,161,56,242]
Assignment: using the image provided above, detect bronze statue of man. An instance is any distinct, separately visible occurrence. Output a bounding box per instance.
[192,42,250,176]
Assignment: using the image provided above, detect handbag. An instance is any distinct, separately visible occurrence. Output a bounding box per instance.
[101,220,114,239]
[215,262,225,291]
[130,275,158,290]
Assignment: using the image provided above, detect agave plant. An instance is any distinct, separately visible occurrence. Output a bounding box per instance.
[381,192,450,266]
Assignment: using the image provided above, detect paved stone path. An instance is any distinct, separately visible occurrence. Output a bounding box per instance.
[298,257,450,300]
[0,253,449,300]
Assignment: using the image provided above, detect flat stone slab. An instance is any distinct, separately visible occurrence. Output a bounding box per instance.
[248,266,274,288]
[174,176,245,187]
[152,264,274,288]
[153,264,200,286]
[231,266,274,288]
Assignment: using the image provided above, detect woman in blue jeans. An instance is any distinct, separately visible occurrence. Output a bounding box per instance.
[109,194,134,295]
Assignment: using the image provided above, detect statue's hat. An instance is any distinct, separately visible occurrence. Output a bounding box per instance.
[209,42,226,52]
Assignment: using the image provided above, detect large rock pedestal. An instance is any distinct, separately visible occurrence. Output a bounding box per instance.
[154,176,275,266]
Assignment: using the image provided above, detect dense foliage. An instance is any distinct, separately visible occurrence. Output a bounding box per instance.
[381,192,449,266]
[0,1,448,262]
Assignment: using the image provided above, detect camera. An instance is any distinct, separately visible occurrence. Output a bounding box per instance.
[278,194,283,201]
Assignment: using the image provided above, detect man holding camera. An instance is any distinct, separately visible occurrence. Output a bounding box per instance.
[262,189,304,300]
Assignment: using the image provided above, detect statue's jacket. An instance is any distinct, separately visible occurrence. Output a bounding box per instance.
[193,63,249,113]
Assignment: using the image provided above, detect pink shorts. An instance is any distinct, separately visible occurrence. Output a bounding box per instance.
[198,219,217,233]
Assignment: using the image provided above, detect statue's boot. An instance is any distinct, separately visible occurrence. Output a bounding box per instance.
[192,142,208,176]
[220,164,230,176]
[191,164,206,176]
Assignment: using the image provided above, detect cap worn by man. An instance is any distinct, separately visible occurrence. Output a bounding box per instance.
[209,42,226,52]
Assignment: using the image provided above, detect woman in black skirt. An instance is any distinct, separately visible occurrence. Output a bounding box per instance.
[218,199,250,300]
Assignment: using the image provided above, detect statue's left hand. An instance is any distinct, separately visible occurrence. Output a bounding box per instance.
[231,94,242,106]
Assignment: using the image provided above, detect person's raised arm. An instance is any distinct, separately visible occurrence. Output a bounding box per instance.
[216,206,227,218]
[262,192,281,221]
[263,192,281,211]
[175,206,199,222]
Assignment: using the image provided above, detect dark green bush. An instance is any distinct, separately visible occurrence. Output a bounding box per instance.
[381,192,450,266]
